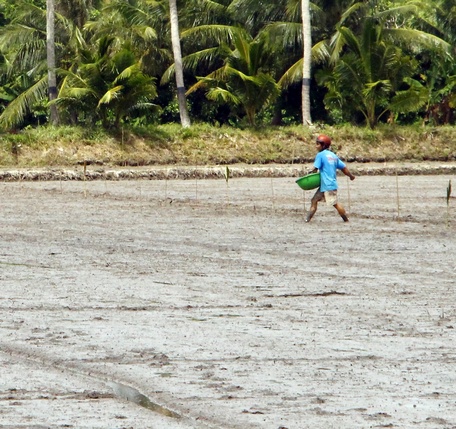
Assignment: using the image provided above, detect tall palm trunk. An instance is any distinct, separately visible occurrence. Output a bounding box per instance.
[169,0,191,128]
[46,0,59,125]
[301,0,312,126]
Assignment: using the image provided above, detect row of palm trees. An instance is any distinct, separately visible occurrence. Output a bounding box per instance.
[0,0,454,130]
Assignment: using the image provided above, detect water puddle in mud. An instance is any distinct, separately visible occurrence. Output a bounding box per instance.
[109,381,181,418]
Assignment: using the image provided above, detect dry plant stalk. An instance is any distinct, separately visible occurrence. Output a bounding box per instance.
[83,161,87,198]
[224,166,230,207]
[270,177,275,212]
[396,172,400,220]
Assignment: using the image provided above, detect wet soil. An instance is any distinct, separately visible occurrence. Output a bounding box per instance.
[1,170,455,428]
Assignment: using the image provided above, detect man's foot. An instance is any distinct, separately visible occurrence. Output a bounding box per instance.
[341,214,349,222]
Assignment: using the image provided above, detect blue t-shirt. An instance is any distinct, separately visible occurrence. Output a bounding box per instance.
[313,149,346,192]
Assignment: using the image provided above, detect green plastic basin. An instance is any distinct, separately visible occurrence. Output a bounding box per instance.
[295,173,321,190]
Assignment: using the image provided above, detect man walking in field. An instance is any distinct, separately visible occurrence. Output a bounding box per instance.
[306,134,355,222]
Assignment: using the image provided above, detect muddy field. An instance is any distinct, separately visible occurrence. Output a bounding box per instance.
[1,171,455,429]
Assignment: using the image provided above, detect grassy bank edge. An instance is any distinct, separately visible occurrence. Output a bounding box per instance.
[1,123,455,168]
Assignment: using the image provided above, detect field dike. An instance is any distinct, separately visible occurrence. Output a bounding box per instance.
[1,161,456,181]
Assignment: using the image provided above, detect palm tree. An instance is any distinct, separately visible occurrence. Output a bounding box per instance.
[85,0,172,78]
[392,0,456,124]
[0,1,49,129]
[316,1,451,127]
[227,0,286,35]
[180,26,280,125]
[46,0,59,125]
[57,36,158,129]
[318,23,411,127]
[169,0,191,127]
[57,0,102,29]
[0,0,94,129]
[262,0,326,125]
[88,0,191,126]
[301,0,312,125]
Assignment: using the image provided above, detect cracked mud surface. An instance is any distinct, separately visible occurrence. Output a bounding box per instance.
[1,172,455,428]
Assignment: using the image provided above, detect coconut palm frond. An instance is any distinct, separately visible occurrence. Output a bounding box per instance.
[376,4,420,19]
[337,26,362,59]
[185,45,228,71]
[57,69,95,96]
[104,0,150,26]
[206,87,241,106]
[0,26,46,73]
[142,26,158,41]
[223,66,255,84]
[448,75,456,86]
[329,27,353,65]
[384,28,452,55]
[114,64,139,83]
[186,66,225,94]
[98,85,124,106]
[198,0,228,17]
[9,0,46,25]
[160,64,175,86]
[0,76,48,130]
[62,87,97,99]
[312,40,330,65]
[232,35,252,66]
[0,24,41,51]
[390,90,427,113]
[160,46,225,85]
[339,2,366,25]
[337,57,365,89]
[263,22,302,49]
[181,24,248,45]
[254,72,280,105]
[128,101,160,113]
[390,78,428,113]
[277,59,302,88]
[363,80,392,98]
[185,76,212,95]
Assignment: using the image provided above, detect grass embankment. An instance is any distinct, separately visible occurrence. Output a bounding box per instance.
[0,123,455,168]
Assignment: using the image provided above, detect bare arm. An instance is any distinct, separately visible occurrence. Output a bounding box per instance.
[342,166,355,181]
[308,167,318,175]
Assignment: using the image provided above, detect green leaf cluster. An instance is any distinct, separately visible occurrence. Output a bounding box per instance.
[0,0,454,131]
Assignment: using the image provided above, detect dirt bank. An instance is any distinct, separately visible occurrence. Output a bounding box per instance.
[1,161,456,182]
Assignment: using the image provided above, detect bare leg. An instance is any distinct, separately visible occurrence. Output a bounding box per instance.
[334,203,349,222]
[306,190,323,222]
[306,201,318,222]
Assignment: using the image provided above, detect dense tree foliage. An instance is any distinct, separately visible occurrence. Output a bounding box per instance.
[0,0,453,130]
